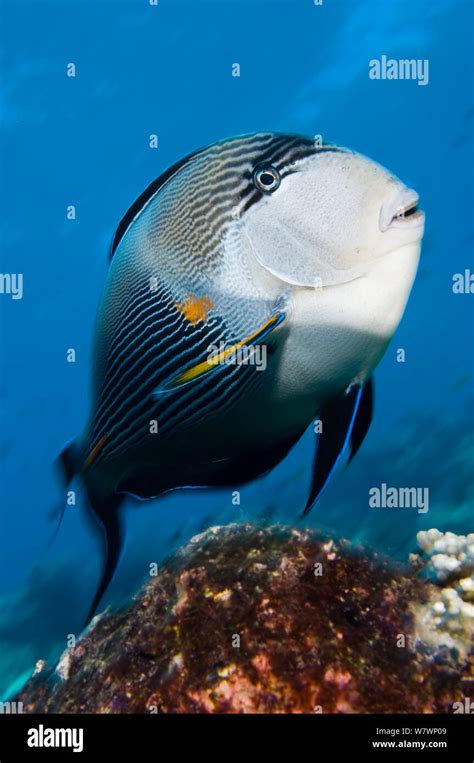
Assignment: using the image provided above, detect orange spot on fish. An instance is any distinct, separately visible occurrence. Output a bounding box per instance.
[176,293,213,325]
[83,435,108,471]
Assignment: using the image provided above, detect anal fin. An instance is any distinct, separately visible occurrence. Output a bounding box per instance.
[349,377,374,462]
[302,382,368,517]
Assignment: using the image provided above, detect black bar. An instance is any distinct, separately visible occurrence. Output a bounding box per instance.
[0,712,472,761]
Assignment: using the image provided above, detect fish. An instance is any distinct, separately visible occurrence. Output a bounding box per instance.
[57,132,425,625]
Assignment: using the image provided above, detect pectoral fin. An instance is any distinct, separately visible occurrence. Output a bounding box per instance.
[157,309,286,392]
[302,380,372,517]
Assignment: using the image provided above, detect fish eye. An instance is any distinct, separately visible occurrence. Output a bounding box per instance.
[253,165,281,193]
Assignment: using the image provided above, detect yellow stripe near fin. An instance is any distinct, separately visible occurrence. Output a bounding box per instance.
[172,312,285,388]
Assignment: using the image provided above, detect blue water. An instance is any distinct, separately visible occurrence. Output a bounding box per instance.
[0,0,473,697]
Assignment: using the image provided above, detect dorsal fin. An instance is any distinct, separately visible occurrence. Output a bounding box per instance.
[110,146,205,259]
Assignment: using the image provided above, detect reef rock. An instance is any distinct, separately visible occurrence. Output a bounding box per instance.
[19,524,472,713]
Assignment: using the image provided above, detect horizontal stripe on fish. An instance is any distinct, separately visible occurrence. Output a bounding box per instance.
[97,282,179,385]
[89,294,223,447]
[104,342,264,464]
[96,301,284,464]
[91,300,186,433]
[89,296,280,465]
[89,310,227,446]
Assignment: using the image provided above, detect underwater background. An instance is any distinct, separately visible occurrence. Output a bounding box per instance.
[0,0,473,699]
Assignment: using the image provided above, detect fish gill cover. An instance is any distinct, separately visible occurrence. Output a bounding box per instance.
[0,0,472,731]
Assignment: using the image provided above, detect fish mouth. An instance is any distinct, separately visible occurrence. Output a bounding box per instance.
[380,189,425,232]
[389,199,425,229]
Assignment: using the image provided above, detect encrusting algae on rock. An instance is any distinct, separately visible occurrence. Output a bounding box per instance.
[19,524,472,713]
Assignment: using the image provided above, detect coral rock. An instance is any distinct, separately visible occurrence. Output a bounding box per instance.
[18,524,472,713]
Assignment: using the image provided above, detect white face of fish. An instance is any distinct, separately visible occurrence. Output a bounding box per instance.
[241,147,424,399]
[244,147,424,344]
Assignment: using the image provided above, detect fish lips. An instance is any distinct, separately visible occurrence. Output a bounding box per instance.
[379,188,425,233]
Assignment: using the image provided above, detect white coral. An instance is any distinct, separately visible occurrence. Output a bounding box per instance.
[55,649,72,681]
[412,529,474,662]
[416,530,474,583]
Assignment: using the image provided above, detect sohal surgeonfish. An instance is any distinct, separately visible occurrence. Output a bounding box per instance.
[58,133,425,624]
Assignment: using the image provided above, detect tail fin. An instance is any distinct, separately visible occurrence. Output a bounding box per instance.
[55,440,125,627]
[83,492,124,628]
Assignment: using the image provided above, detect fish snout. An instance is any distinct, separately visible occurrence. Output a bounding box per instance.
[379,188,425,233]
